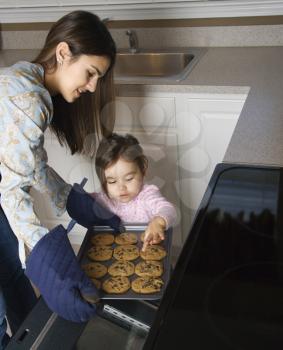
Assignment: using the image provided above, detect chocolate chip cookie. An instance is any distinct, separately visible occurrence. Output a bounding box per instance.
[115,232,138,245]
[113,244,139,261]
[108,260,135,277]
[102,276,131,294]
[82,262,108,278]
[131,277,164,294]
[135,260,163,277]
[140,245,167,261]
[91,233,115,246]
[87,245,113,262]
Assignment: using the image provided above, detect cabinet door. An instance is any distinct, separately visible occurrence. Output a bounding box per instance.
[115,96,182,249]
[176,93,247,241]
[115,95,176,132]
[31,128,95,246]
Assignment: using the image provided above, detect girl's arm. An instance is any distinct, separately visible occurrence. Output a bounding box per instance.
[143,184,177,229]
[141,185,177,251]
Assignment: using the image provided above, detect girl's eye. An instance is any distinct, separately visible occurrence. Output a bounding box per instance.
[107,180,116,185]
[126,177,133,182]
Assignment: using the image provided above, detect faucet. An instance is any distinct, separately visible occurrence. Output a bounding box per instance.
[126,30,139,53]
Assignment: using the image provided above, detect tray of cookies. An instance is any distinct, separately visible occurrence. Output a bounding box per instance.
[78,224,172,300]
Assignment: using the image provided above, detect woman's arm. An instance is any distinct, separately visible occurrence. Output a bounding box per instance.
[32,143,72,216]
[0,95,51,253]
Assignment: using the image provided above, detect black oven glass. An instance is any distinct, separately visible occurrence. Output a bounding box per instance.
[146,165,283,350]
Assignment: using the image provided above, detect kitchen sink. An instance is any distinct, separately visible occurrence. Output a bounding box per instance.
[114,48,205,82]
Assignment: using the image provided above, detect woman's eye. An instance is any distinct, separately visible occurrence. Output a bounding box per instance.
[88,71,96,79]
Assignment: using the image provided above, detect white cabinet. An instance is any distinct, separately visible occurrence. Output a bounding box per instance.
[32,90,247,251]
[0,1,281,23]
[175,92,247,241]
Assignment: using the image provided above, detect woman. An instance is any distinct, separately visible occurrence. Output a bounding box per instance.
[0,10,118,348]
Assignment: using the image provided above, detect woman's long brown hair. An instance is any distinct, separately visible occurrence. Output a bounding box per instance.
[33,10,116,156]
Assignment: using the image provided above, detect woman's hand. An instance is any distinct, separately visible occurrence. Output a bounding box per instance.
[142,216,166,251]
[66,183,122,232]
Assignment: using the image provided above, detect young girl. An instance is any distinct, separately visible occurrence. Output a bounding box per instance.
[0,10,120,347]
[94,133,177,251]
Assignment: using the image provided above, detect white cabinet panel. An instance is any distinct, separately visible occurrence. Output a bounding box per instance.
[0,0,282,22]
[176,93,247,241]
[0,0,58,6]
[201,111,239,181]
[115,96,175,131]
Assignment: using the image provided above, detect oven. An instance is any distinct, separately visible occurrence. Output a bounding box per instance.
[7,163,283,349]
[144,163,283,350]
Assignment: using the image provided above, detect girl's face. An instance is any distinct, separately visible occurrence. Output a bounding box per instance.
[54,53,110,102]
[104,158,144,203]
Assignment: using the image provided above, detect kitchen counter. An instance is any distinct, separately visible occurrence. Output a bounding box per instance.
[115,47,283,168]
[1,47,283,167]
[184,47,283,168]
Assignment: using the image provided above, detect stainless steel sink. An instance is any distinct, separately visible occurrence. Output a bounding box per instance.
[114,48,205,82]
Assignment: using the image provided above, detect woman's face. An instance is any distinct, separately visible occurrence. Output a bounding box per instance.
[55,53,110,102]
[104,158,144,203]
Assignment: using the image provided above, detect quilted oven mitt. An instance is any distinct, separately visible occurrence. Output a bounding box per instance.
[66,182,124,232]
[25,224,99,323]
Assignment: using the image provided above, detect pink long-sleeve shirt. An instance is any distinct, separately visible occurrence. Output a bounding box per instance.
[94,184,176,229]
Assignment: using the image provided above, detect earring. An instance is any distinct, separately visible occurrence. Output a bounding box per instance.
[57,58,63,65]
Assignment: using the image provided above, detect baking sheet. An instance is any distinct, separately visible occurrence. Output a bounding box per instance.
[78,225,172,300]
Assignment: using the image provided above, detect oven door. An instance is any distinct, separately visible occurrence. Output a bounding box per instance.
[6,297,157,349]
[6,275,157,350]
[144,163,283,350]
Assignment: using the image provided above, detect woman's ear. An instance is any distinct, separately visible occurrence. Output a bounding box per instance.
[56,41,71,65]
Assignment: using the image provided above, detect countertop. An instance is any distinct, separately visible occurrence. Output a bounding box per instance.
[115,47,283,168]
[185,47,283,168]
[1,47,283,167]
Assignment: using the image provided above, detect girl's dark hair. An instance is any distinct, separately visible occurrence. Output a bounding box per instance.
[33,10,116,155]
[95,133,148,195]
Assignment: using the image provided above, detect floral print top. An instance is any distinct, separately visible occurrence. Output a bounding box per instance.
[0,61,72,265]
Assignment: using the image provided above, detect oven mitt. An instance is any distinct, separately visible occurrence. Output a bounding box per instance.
[66,183,124,233]
[25,224,99,323]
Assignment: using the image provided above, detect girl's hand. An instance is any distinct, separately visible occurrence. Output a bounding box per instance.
[142,217,166,251]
